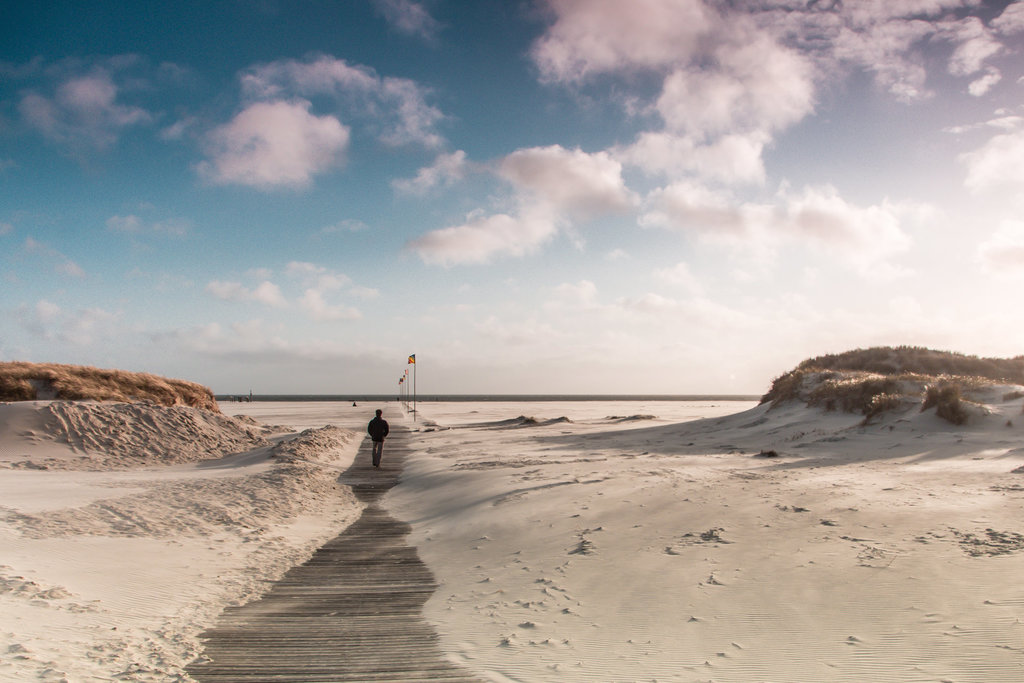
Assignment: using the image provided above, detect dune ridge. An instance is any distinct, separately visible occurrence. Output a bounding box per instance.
[0,401,280,470]
[0,400,363,681]
[0,362,219,412]
[761,346,1024,424]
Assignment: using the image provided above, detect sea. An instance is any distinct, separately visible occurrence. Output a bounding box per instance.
[217,394,761,402]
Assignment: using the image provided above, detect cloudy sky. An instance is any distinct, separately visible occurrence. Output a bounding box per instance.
[2,1,1023,395]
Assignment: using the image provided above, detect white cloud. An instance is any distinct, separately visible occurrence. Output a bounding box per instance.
[528,0,820,200]
[408,208,560,266]
[393,150,467,194]
[206,280,249,302]
[285,261,351,291]
[992,3,1024,34]
[106,214,142,233]
[198,100,350,189]
[349,286,380,299]
[373,0,442,40]
[317,219,369,236]
[943,16,1002,77]
[776,185,914,270]
[159,116,198,141]
[474,315,561,348]
[16,300,116,345]
[56,260,86,278]
[206,280,287,307]
[172,320,371,362]
[498,145,636,217]
[641,182,915,277]
[552,280,598,308]
[61,307,117,345]
[987,114,1024,131]
[377,77,445,147]
[655,31,815,139]
[201,263,360,317]
[961,128,1024,193]
[531,0,714,82]
[616,131,767,184]
[16,300,58,339]
[251,281,288,307]
[1,221,14,236]
[654,261,704,294]
[639,181,750,235]
[106,214,190,236]
[614,291,682,314]
[35,299,61,322]
[817,4,1020,101]
[298,289,362,321]
[18,69,151,151]
[408,145,635,265]
[968,68,1001,96]
[281,262,363,321]
[240,55,444,148]
[241,56,377,99]
[977,220,1024,277]
[532,1,816,136]
[23,236,85,278]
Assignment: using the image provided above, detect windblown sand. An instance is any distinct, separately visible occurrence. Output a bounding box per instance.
[392,396,1024,682]
[2,395,1024,682]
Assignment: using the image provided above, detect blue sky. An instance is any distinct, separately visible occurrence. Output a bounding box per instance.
[2,0,1023,395]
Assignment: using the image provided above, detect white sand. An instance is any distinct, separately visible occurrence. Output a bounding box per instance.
[0,400,369,682]
[2,395,1024,681]
[393,395,1024,682]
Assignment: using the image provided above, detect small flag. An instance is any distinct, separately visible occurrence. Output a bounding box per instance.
[408,354,416,364]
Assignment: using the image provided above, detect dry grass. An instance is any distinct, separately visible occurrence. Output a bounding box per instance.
[761,346,1024,425]
[922,382,970,426]
[0,362,219,412]
[789,346,1024,383]
[807,373,902,414]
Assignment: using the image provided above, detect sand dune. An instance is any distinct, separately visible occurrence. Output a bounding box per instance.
[3,392,1024,681]
[0,400,364,682]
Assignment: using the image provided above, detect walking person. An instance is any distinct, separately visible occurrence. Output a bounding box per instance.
[367,409,389,468]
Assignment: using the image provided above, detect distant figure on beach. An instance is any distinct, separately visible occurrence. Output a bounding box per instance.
[367,409,389,468]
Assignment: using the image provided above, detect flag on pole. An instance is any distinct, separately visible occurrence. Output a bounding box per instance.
[408,354,416,364]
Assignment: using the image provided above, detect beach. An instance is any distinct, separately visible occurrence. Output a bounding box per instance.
[2,396,1024,681]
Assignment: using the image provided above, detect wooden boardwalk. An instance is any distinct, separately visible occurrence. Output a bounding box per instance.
[187,425,481,682]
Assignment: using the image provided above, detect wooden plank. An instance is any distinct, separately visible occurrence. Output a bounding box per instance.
[187,425,481,682]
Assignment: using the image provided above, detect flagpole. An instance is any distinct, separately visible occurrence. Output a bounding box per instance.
[408,353,417,422]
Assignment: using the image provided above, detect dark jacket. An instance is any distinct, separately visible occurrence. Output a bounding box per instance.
[367,416,389,442]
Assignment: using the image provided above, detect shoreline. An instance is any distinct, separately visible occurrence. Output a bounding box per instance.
[216,394,763,403]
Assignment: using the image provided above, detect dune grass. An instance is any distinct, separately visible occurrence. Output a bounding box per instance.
[782,346,1024,384]
[761,347,1023,425]
[0,362,219,412]
[922,382,970,426]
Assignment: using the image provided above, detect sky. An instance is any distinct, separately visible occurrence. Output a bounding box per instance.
[2,0,1023,396]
